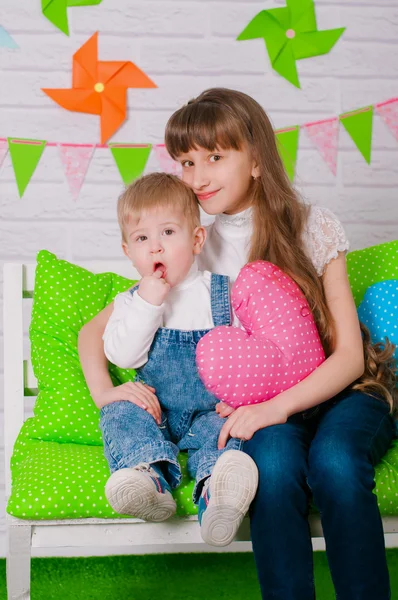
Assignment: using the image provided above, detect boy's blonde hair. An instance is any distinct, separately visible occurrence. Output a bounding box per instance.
[117,172,201,243]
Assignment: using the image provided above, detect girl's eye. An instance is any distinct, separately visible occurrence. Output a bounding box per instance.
[164,229,174,236]
[209,154,222,163]
[136,235,147,242]
[181,160,193,168]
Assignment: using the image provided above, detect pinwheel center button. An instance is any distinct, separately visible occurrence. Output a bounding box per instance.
[286,29,296,39]
[94,82,105,93]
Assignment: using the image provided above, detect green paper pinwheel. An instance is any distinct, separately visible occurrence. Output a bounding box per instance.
[42,0,103,36]
[237,0,345,88]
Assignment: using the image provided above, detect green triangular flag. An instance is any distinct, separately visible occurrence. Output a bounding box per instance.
[8,138,47,197]
[275,126,299,182]
[110,144,152,185]
[340,106,373,164]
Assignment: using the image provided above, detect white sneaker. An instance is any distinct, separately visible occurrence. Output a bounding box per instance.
[105,463,176,522]
[199,450,258,546]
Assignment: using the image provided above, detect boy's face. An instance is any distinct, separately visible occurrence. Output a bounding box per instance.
[122,206,206,288]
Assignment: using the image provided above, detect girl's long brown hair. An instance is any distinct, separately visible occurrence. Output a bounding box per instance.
[165,87,397,412]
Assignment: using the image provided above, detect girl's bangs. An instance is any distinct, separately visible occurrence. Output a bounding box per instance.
[165,102,246,159]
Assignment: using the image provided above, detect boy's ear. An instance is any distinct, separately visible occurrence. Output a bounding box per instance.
[122,242,133,262]
[193,226,207,255]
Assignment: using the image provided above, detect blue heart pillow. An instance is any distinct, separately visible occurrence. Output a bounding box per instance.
[358,280,398,436]
[358,280,398,366]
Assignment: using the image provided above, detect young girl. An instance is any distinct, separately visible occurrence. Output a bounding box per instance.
[79,88,397,600]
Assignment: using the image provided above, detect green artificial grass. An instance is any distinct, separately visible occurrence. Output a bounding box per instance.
[0,550,397,599]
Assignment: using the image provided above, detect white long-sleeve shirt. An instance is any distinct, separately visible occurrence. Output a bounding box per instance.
[103,205,349,369]
[103,261,223,369]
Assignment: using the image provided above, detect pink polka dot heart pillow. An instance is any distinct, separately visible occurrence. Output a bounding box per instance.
[196,261,325,408]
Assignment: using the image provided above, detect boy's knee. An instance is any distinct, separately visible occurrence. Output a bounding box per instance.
[99,400,155,433]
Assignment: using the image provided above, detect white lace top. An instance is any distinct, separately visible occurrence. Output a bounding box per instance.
[302,206,350,276]
[197,205,350,281]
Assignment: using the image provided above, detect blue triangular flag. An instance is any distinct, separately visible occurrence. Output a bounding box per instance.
[0,26,18,49]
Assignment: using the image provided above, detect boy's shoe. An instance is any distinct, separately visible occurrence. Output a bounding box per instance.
[198,450,258,547]
[105,463,176,522]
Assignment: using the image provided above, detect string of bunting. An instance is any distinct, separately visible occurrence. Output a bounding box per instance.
[1,97,397,199]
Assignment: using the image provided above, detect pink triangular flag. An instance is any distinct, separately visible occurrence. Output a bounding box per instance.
[375,98,398,142]
[154,144,182,177]
[304,117,339,175]
[58,144,95,200]
[0,139,8,169]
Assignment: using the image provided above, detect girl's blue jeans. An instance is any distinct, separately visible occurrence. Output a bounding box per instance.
[244,389,395,600]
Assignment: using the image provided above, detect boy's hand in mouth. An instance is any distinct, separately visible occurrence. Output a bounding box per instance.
[154,262,167,279]
[138,263,170,306]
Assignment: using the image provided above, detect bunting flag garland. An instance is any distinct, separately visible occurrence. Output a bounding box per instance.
[153,144,182,177]
[375,98,398,142]
[58,143,95,200]
[2,96,398,198]
[275,126,299,182]
[0,139,8,170]
[8,138,47,197]
[340,106,373,164]
[110,144,152,186]
[304,117,339,175]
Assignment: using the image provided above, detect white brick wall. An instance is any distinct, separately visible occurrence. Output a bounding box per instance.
[0,0,398,556]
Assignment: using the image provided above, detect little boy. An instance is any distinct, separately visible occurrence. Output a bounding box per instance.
[101,172,258,547]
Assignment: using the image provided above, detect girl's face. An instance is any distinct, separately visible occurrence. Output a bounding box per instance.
[177,146,259,215]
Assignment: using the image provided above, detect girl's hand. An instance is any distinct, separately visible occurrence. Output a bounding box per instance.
[216,402,235,418]
[138,269,171,306]
[218,400,289,449]
[94,382,162,424]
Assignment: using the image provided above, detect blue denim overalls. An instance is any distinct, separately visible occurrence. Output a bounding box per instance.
[99,273,242,502]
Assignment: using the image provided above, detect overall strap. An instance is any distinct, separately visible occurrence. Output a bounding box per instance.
[129,284,140,296]
[210,273,232,327]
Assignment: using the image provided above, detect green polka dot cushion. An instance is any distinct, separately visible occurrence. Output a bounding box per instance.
[7,424,197,520]
[25,250,138,445]
[7,422,397,520]
[346,240,398,307]
[7,249,197,520]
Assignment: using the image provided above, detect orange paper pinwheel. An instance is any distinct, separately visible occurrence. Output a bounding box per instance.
[42,32,157,144]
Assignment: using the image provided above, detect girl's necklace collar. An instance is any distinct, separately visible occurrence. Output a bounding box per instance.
[216,206,253,228]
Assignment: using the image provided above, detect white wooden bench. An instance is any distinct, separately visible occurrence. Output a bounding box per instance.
[3,260,398,600]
